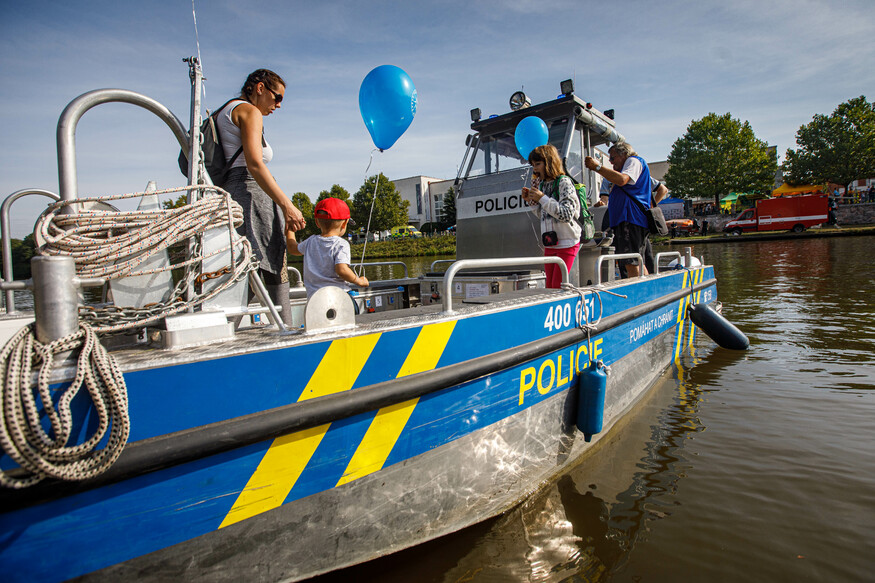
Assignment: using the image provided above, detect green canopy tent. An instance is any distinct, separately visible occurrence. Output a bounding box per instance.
[719,192,760,213]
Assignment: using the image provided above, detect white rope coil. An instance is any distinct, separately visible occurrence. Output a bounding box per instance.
[34,185,257,334]
[37,185,245,279]
[0,322,129,489]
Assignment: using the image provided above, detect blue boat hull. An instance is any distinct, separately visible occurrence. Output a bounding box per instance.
[1,267,716,582]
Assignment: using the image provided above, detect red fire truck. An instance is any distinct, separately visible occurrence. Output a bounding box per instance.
[723,194,828,235]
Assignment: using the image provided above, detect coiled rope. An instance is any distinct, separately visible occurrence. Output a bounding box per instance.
[36,184,256,333]
[0,322,129,489]
[0,185,256,488]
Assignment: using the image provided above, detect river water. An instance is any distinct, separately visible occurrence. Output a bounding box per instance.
[314,235,875,582]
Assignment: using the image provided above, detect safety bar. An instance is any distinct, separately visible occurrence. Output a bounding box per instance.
[287,266,303,288]
[654,251,681,273]
[57,89,189,202]
[594,253,644,285]
[442,257,568,314]
[353,261,410,280]
[430,259,455,272]
[1,188,61,313]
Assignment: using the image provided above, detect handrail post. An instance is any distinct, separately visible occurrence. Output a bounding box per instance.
[57,89,189,203]
[654,251,682,274]
[594,253,644,285]
[1,188,61,313]
[441,257,567,314]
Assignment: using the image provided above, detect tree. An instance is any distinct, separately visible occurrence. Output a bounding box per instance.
[783,96,875,191]
[291,192,320,239]
[440,186,457,228]
[0,235,37,279]
[162,194,188,209]
[351,174,410,232]
[317,184,351,204]
[665,112,777,207]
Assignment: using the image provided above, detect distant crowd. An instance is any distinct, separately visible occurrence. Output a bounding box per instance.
[833,186,875,204]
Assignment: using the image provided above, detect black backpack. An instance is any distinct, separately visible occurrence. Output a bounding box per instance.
[177,99,243,186]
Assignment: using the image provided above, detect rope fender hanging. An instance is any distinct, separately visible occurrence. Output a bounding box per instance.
[0,322,129,489]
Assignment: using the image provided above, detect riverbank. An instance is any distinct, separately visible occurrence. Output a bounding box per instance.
[288,235,456,266]
[665,223,875,245]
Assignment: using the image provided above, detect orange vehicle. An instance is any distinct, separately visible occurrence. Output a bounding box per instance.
[723,195,828,235]
[666,218,699,235]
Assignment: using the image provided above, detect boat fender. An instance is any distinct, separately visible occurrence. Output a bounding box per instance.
[577,360,608,442]
[688,302,749,350]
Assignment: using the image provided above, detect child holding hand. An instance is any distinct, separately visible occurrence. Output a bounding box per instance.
[286,198,368,298]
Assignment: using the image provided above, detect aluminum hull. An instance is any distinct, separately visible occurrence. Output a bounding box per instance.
[0,267,715,582]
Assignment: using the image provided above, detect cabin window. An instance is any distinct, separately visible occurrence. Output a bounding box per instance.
[468,119,569,177]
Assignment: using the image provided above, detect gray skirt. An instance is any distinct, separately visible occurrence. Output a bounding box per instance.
[223,166,287,278]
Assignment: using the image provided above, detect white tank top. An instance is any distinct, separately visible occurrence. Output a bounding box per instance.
[216,100,273,169]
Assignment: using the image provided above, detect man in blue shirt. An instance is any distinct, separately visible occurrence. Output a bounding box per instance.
[585,142,652,278]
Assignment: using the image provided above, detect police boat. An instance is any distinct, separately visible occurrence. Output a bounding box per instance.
[0,60,741,582]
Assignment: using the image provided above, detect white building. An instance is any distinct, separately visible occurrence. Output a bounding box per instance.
[391,175,455,228]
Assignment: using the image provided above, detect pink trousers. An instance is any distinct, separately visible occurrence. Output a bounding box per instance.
[544,244,580,289]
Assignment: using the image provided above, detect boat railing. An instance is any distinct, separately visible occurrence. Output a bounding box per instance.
[51,70,289,333]
[430,259,455,273]
[654,252,682,274]
[287,267,303,288]
[442,257,568,314]
[57,89,189,202]
[1,189,61,314]
[594,253,644,285]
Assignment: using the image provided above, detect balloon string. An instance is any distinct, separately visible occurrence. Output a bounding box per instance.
[357,148,381,275]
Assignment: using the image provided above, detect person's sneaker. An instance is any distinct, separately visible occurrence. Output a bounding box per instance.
[597,234,614,247]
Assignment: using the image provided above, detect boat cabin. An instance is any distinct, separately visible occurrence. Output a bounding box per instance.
[453,82,624,286]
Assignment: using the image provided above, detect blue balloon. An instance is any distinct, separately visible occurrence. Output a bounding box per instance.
[514,116,549,159]
[359,65,417,151]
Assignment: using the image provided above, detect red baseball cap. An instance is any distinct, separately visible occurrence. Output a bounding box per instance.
[314,197,351,220]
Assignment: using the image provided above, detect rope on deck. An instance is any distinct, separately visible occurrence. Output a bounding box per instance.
[0,322,129,489]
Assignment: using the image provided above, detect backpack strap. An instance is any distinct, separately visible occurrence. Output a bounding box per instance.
[210,99,244,166]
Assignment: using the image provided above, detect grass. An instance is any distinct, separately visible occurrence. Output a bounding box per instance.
[288,235,457,264]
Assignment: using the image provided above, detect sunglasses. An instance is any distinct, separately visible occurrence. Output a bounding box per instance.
[265,85,283,104]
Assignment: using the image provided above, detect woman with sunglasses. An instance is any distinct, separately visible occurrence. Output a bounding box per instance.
[216,69,305,325]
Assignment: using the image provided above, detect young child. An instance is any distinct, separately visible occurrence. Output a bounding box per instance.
[286,197,369,298]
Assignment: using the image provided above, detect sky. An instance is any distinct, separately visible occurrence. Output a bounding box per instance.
[1,0,873,238]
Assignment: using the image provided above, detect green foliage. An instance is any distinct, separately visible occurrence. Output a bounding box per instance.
[351,173,410,231]
[665,112,777,206]
[784,96,875,190]
[440,186,457,229]
[161,194,188,210]
[317,184,351,203]
[291,192,321,239]
[1,235,37,279]
[350,235,456,259]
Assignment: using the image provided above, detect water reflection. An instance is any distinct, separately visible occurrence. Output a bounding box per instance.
[431,343,753,582]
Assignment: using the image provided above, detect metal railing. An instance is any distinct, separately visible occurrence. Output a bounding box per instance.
[594,253,644,285]
[654,251,681,274]
[57,89,189,203]
[430,259,455,273]
[287,266,303,288]
[442,257,568,314]
[1,188,61,313]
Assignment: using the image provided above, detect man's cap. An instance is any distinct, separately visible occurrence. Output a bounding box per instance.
[314,197,351,221]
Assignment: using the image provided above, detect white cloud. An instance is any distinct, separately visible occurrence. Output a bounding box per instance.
[1,0,873,237]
